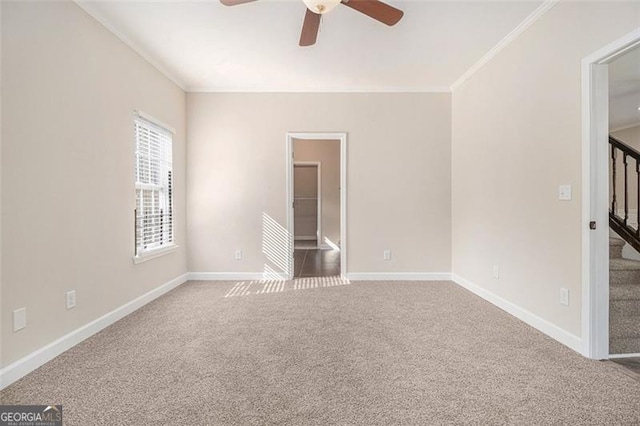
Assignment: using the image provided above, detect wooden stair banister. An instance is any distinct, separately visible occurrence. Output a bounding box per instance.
[609,135,640,253]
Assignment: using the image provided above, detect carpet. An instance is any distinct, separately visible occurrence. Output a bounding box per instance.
[1,279,639,425]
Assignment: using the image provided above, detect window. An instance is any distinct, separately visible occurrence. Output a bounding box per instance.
[134,113,174,258]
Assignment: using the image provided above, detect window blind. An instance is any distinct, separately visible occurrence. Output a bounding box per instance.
[134,115,174,255]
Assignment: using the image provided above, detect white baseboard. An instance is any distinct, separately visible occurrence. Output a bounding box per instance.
[0,273,189,390]
[609,352,640,359]
[452,274,583,354]
[188,272,289,281]
[347,272,452,281]
[322,237,341,251]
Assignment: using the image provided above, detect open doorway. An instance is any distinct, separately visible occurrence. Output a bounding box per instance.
[606,44,640,375]
[286,133,347,279]
[293,139,339,277]
[583,29,640,361]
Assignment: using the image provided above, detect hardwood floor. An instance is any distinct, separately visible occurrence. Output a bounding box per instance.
[294,248,340,277]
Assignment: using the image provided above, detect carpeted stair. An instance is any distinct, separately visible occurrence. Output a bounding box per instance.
[610,237,640,354]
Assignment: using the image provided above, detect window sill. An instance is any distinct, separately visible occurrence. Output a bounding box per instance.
[133,245,179,264]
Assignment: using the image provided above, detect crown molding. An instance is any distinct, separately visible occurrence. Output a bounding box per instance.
[74,0,187,91]
[74,0,556,95]
[450,0,559,92]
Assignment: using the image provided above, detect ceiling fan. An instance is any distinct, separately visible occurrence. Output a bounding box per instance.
[220,0,404,47]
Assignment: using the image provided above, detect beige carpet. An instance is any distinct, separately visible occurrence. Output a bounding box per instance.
[2,279,640,425]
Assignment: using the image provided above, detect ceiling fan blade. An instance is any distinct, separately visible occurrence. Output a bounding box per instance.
[300,9,321,46]
[341,0,403,26]
[220,0,258,6]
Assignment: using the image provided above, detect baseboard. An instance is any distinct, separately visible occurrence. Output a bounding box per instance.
[452,274,583,354]
[188,272,289,281]
[609,353,640,359]
[0,273,189,390]
[347,272,452,281]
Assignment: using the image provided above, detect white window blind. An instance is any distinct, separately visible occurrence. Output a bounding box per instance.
[134,115,174,256]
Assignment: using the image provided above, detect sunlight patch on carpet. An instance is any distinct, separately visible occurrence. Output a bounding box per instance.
[224,276,350,298]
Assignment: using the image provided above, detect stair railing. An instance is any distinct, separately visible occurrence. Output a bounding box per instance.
[609,135,640,253]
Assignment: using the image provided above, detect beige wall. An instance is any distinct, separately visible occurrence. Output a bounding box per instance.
[294,139,341,247]
[452,1,640,337]
[187,93,451,275]
[2,2,187,366]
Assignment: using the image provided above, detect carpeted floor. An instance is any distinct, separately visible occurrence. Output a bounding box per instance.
[2,280,640,425]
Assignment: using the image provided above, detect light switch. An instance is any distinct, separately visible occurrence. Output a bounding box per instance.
[559,185,572,201]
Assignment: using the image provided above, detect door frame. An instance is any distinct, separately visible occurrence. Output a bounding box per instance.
[286,132,347,279]
[582,28,640,359]
[293,161,322,248]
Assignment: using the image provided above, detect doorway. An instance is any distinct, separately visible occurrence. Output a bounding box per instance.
[607,44,640,364]
[286,133,347,279]
[583,28,640,359]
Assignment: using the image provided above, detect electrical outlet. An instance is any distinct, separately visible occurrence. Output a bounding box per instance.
[234,250,242,260]
[560,288,569,306]
[13,308,26,332]
[493,265,500,279]
[383,250,391,260]
[66,290,76,310]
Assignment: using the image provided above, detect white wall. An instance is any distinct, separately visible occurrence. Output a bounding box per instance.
[1,2,187,366]
[452,1,640,339]
[294,139,341,247]
[187,93,451,277]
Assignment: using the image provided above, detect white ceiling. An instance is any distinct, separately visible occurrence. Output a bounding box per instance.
[610,46,640,131]
[78,0,543,92]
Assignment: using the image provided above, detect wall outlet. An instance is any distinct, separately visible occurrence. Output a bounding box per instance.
[66,290,76,310]
[234,250,242,260]
[383,250,391,260]
[13,308,26,332]
[492,265,500,279]
[560,288,569,306]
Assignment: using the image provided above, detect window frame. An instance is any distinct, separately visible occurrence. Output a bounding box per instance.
[133,111,177,263]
